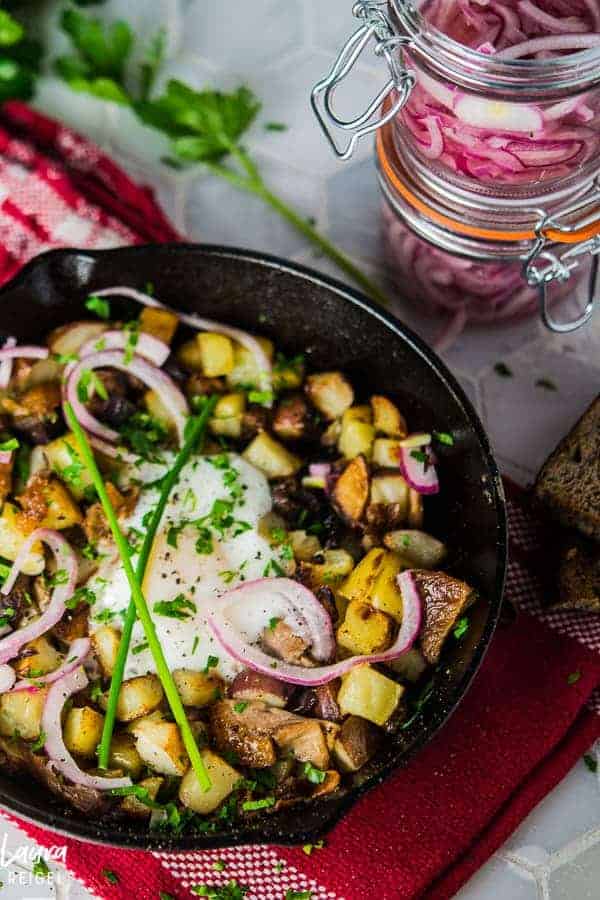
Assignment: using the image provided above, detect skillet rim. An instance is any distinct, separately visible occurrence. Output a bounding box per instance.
[0,243,507,850]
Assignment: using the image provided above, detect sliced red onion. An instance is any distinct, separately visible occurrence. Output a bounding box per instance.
[43,666,131,790]
[89,435,138,464]
[78,330,169,367]
[208,572,421,686]
[93,286,273,398]
[0,345,49,362]
[0,665,15,693]
[498,33,600,58]
[398,444,440,495]
[0,450,13,465]
[215,578,335,664]
[11,638,91,693]
[64,350,189,446]
[0,337,16,388]
[0,529,78,664]
[309,463,332,480]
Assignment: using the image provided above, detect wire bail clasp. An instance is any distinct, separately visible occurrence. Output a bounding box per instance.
[311,1,415,161]
[524,180,600,333]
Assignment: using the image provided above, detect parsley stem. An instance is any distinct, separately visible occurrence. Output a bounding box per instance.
[64,400,217,792]
[204,150,390,309]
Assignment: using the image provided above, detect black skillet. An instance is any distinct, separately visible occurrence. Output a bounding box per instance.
[0,244,507,849]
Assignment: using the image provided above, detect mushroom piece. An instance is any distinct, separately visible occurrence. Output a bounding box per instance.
[274,720,330,770]
[333,716,381,772]
[414,570,476,664]
[272,394,318,442]
[262,619,312,666]
[332,455,370,526]
[230,669,290,708]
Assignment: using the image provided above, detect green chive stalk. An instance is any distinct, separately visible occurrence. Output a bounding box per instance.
[65,400,216,792]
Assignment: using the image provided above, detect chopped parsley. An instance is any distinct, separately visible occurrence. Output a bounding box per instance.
[264,121,287,131]
[123,322,139,364]
[132,641,149,655]
[85,295,110,319]
[213,860,227,872]
[263,559,286,578]
[453,616,469,640]
[433,431,454,446]
[203,655,219,674]
[153,594,196,620]
[410,449,429,465]
[77,368,108,403]
[494,361,512,377]
[241,796,275,811]
[268,617,281,631]
[46,568,68,587]
[53,351,79,365]
[248,389,273,407]
[233,701,248,714]
[93,608,117,624]
[567,670,582,685]
[302,840,324,856]
[285,891,313,900]
[583,753,597,773]
[101,869,119,885]
[32,856,50,878]
[191,636,199,654]
[192,882,249,899]
[65,586,96,610]
[535,377,558,392]
[0,436,18,452]
[302,762,326,784]
[0,607,15,628]
[30,730,46,752]
[119,411,168,462]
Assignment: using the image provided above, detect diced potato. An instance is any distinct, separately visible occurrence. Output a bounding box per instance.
[197,333,234,377]
[91,626,122,678]
[63,706,104,758]
[370,395,407,437]
[45,433,94,501]
[339,417,375,460]
[321,419,342,447]
[371,474,409,509]
[0,503,44,574]
[305,371,354,420]
[0,687,47,740]
[340,547,386,602]
[177,338,203,371]
[139,307,178,345]
[370,552,405,621]
[214,392,246,419]
[209,416,243,438]
[173,669,222,707]
[227,337,274,389]
[408,489,424,528]
[22,358,62,390]
[130,715,189,776]
[48,321,108,357]
[275,721,330,770]
[243,432,301,479]
[179,749,240,814]
[272,358,305,392]
[332,455,370,525]
[144,389,176,434]
[338,665,404,726]
[384,530,447,569]
[108,732,144,779]
[121,775,163,818]
[14,637,62,678]
[388,647,428,682]
[337,601,393,655]
[289,530,321,562]
[307,549,354,586]
[372,438,402,468]
[110,675,164,722]
[343,405,372,424]
[38,478,82,530]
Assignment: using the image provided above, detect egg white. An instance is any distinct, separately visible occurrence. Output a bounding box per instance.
[88,453,291,682]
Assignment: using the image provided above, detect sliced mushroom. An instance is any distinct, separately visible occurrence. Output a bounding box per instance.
[333,715,381,772]
[230,669,290,708]
[414,570,475,663]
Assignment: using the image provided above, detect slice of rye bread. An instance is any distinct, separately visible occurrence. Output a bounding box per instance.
[534,395,600,542]
[555,534,600,613]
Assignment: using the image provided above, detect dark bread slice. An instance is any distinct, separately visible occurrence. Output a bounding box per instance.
[534,396,600,542]
[554,534,600,612]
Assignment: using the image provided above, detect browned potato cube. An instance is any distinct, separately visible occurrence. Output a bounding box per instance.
[338,665,404,726]
[121,775,163,818]
[63,706,104,758]
[337,600,393,655]
[108,675,164,722]
[0,688,48,740]
[274,720,330,770]
[370,396,407,437]
[332,455,370,525]
[179,749,240,814]
[139,307,178,345]
[91,626,122,678]
[129,716,189,776]
[340,548,386,603]
[243,432,301,479]
[14,637,62,678]
[384,530,447,569]
[172,669,222,707]
[305,371,354,420]
[197,333,234,377]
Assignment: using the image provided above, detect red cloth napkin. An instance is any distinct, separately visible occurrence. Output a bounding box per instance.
[0,103,599,900]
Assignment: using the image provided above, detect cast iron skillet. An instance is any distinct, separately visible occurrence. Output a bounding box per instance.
[0,244,506,849]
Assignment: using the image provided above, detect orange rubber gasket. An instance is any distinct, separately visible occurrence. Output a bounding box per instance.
[377,120,600,244]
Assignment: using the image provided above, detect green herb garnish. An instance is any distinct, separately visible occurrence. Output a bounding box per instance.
[102,869,119,885]
[32,856,50,878]
[0,437,18,452]
[535,378,558,392]
[192,882,249,899]
[494,362,512,377]
[30,730,46,752]
[583,753,598,773]
[453,616,469,640]
[302,762,326,784]
[241,796,275,811]
[65,399,216,791]
[153,594,196,620]
[567,670,582,685]
[233,702,248,714]
[85,294,111,319]
[433,431,454,446]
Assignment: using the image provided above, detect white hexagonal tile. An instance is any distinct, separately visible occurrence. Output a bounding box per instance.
[480,346,600,474]
[549,830,600,900]
[152,51,217,96]
[455,853,539,900]
[104,105,173,172]
[247,50,382,176]
[32,77,113,149]
[185,152,324,258]
[182,0,306,72]
[326,156,382,262]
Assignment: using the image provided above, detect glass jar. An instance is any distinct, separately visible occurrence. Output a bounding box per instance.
[312,1,600,197]
[376,117,599,337]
